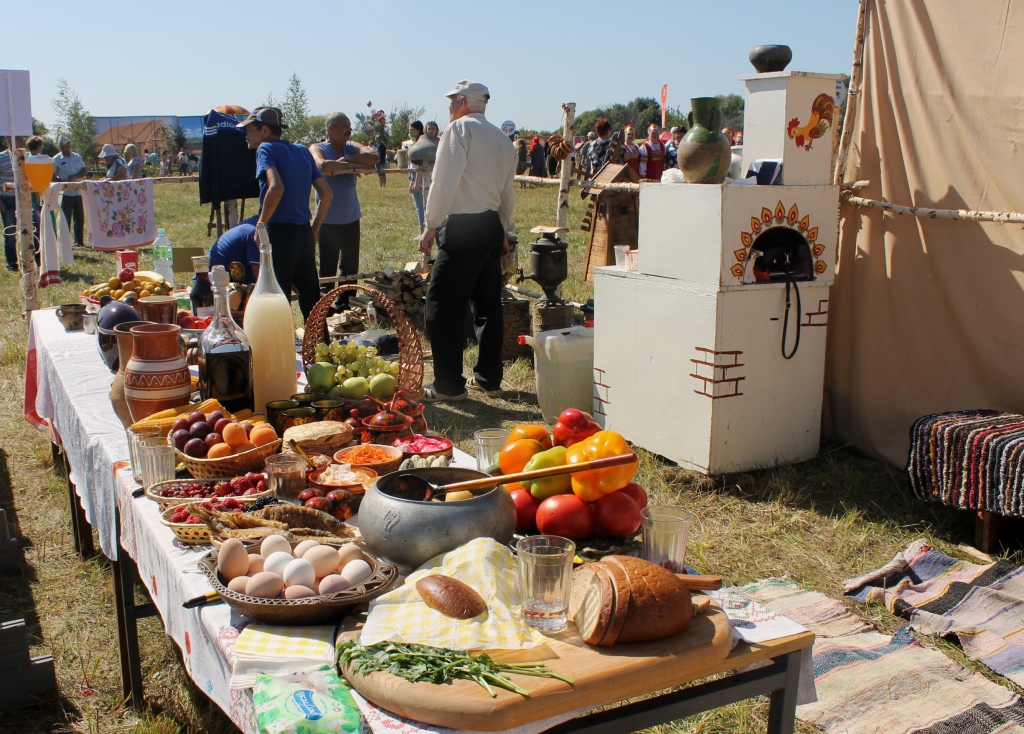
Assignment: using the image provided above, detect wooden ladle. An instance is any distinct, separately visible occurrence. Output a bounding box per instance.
[389,453,638,501]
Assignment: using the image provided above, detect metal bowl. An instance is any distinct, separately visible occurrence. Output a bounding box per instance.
[358,467,516,571]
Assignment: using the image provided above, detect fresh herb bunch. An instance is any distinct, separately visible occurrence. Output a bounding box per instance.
[337,639,574,698]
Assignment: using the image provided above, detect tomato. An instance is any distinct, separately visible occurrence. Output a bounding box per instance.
[498,439,545,492]
[594,492,642,537]
[510,489,540,533]
[618,482,649,510]
[535,494,596,540]
[507,424,553,450]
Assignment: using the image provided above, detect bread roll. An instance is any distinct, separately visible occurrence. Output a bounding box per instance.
[415,575,487,619]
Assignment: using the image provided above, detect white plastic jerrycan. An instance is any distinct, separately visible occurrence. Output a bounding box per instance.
[518,325,595,423]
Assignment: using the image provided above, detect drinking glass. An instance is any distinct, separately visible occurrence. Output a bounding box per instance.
[126,426,161,485]
[474,428,510,471]
[265,453,308,505]
[138,437,176,491]
[515,535,575,633]
[641,506,692,573]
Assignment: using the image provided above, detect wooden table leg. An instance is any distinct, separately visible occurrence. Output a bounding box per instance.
[976,511,999,554]
[111,542,144,708]
[766,650,803,734]
[52,442,94,558]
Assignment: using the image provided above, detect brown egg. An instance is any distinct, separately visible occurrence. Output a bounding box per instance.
[319,574,354,595]
[306,545,343,578]
[217,538,249,582]
[283,585,318,600]
[246,571,285,599]
[337,544,363,569]
[227,575,250,594]
[247,553,265,574]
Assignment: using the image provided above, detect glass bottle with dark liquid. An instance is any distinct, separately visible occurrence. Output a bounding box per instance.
[198,265,254,412]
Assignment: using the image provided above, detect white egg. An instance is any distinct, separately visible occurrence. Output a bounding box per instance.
[339,559,373,587]
[247,553,265,574]
[260,534,292,559]
[319,574,353,595]
[293,539,321,558]
[282,557,316,588]
[216,538,249,582]
[284,585,318,600]
[264,550,294,578]
[337,544,363,568]
[305,545,343,578]
[246,571,284,599]
[227,575,250,593]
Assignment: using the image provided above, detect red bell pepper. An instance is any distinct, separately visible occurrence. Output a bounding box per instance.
[552,408,601,448]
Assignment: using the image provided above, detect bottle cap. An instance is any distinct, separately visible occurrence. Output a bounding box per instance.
[191,255,211,273]
[157,227,166,236]
[211,265,229,288]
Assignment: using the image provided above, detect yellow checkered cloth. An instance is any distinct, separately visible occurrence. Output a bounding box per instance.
[235,624,336,663]
[360,537,546,650]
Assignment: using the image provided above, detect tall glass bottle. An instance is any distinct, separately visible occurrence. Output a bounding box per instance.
[191,256,214,318]
[198,265,254,412]
[244,224,298,414]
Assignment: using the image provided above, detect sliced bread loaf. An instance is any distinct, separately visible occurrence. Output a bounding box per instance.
[598,559,631,646]
[602,555,693,643]
[572,564,614,645]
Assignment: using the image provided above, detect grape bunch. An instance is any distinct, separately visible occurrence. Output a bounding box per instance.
[313,341,401,381]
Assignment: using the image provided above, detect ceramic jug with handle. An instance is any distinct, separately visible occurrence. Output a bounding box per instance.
[677,97,733,184]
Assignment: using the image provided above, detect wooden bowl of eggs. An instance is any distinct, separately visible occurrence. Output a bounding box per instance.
[198,535,397,625]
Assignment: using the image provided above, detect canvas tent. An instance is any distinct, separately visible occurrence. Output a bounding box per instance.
[824,0,1024,466]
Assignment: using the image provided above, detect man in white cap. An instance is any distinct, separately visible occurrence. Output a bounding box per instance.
[417,80,516,402]
[52,136,87,247]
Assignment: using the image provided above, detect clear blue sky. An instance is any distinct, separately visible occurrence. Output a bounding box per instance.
[14,0,859,134]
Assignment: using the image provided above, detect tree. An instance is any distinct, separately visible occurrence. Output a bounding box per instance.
[289,114,326,147]
[281,74,310,142]
[716,94,744,131]
[51,78,98,163]
[383,104,425,148]
[161,122,186,154]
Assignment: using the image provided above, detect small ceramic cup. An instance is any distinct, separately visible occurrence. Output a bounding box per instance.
[56,303,85,331]
[137,295,178,324]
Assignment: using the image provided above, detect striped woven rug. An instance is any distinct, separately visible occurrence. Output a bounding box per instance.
[845,539,1024,686]
[738,578,1024,733]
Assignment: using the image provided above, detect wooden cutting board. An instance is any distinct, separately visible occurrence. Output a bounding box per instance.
[338,601,733,731]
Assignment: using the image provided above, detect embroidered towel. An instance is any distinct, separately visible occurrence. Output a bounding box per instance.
[83,179,156,250]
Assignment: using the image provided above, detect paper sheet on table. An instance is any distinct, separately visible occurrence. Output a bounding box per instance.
[705,590,808,644]
[361,538,546,650]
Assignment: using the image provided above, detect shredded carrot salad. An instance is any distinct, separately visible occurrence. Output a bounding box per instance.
[341,445,394,464]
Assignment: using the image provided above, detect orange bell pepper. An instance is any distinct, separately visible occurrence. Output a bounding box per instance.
[566,431,638,502]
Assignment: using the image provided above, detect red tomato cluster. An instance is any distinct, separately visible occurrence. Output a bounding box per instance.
[176,311,212,330]
[513,481,648,540]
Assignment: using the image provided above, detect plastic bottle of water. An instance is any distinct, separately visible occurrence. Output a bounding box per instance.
[153,228,174,286]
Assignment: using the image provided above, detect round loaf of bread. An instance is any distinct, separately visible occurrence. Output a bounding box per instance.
[601,555,693,643]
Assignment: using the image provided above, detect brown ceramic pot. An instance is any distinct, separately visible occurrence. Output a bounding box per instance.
[109,321,150,428]
[123,323,192,423]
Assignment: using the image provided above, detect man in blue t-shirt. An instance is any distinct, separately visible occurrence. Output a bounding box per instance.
[208,216,259,283]
[309,113,379,305]
[237,106,332,320]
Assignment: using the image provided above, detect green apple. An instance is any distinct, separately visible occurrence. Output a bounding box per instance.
[327,384,348,398]
[341,376,370,398]
[368,373,398,399]
[306,361,337,392]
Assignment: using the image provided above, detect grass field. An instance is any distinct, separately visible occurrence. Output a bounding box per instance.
[0,174,1002,733]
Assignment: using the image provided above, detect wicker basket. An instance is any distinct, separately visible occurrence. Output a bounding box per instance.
[145,477,275,510]
[198,539,397,625]
[301,284,424,401]
[160,506,212,545]
[176,439,282,479]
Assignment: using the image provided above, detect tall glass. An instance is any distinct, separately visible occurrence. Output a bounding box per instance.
[474,428,510,471]
[138,437,176,491]
[265,453,307,505]
[515,535,575,634]
[126,426,160,484]
[641,506,692,573]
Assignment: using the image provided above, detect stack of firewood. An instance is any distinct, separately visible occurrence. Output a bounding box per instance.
[369,265,428,320]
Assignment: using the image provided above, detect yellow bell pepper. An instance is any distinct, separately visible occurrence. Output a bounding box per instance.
[566,431,638,502]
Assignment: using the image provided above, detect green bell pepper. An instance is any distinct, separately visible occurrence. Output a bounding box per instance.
[523,446,572,499]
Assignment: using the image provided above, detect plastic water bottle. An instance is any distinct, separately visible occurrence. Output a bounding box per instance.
[153,228,174,286]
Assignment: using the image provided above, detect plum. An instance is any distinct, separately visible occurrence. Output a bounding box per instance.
[171,418,189,433]
[187,411,207,425]
[204,432,223,448]
[189,421,212,439]
[171,428,191,451]
[213,417,232,434]
[183,438,208,458]
[241,422,254,436]
[207,411,225,424]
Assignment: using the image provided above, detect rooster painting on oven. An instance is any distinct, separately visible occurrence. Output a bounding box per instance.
[787,93,836,151]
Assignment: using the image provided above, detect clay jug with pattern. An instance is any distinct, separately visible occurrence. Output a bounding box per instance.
[109,320,150,427]
[123,323,192,423]
[677,97,733,184]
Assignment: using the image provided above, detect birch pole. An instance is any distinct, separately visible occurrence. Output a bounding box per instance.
[556,103,576,229]
[13,148,38,311]
[832,0,869,186]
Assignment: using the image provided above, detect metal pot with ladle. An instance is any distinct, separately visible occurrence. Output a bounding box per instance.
[358,454,636,570]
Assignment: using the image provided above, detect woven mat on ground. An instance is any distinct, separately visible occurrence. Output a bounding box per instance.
[907,409,1024,515]
[845,539,1024,687]
[738,578,1024,733]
